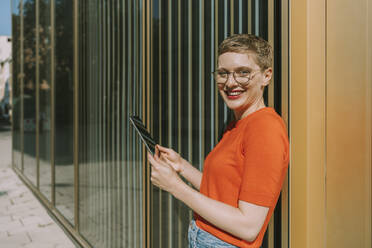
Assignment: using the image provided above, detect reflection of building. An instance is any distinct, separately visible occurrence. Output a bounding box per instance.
[11,1,372,248]
[0,36,12,122]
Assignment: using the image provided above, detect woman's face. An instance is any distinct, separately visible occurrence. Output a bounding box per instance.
[217,52,272,117]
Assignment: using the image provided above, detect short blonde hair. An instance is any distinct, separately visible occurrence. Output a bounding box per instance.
[218,34,273,71]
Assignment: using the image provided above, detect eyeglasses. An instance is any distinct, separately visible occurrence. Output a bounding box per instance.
[212,70,260,86]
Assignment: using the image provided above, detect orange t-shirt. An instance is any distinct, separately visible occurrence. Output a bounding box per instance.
[195,107,289,248]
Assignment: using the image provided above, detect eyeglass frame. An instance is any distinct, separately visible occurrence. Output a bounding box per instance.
[211,69,261,87]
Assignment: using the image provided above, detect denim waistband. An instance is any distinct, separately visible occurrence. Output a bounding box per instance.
[188,220,238,248]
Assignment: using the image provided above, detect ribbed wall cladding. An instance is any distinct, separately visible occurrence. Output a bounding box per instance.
[11,1,285,247]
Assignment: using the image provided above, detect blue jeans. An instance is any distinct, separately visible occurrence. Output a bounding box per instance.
[188,220,238,248]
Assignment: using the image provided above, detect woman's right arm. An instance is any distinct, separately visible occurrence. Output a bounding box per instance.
[156,145,203,190]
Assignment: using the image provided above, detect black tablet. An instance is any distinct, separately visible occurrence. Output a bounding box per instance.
[129,116,157,155]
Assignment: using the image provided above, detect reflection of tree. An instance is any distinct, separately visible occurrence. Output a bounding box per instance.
[54,0,73,164]
[21,0,74,162]
[12,2,21,100]
[37,0,52,166]
[23,0,36,94]
[38,0,52,115]
[55,0,73,127]
[12,1,22,147]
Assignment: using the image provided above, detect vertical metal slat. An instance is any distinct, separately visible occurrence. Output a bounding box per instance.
[167,1,173,247]
[187,0,193,223]
[50,0,55,207]
[36,0,40,190]
[73,0,80,232]
[177,0,182,246]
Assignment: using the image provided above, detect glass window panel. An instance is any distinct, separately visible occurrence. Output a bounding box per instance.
[54,0,74,225]
[150,1,277,248]
[23,0,37,186]
[39,0,52,202]
[12,0,22,171]
[78,1,144,247]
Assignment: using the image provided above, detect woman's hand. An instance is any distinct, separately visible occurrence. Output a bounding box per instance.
[148,152,184,193]
[155,144,203,190]
[155,145,185,174]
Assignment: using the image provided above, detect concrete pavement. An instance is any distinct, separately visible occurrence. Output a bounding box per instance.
[0,125,78,248]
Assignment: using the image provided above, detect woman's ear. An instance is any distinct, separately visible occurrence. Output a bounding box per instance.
[262,67,273,86]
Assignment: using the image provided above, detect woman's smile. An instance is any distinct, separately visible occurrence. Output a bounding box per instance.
[225,89,246,99]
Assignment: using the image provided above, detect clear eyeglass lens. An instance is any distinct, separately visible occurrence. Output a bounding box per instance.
[236,78,249,84]
[214,71,250,84]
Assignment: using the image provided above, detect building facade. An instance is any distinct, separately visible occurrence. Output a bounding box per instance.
[0,36,12,122]
[11,0,371,248]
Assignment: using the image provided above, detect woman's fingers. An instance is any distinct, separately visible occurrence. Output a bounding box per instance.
[158,151,167,162]
[148,150,182,193]
[150,147,164,160]
[156,144,173,154]
[147,152,155,163]
[149,154,162,187]
[148,152,161,170]
[162,156,178,170]
[155,145,161,158]
[148,152,172,171]
[156,145,181,162]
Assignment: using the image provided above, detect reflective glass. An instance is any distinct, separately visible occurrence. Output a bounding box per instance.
[54,0,74,225]
[79,1,144,247]
[23,0,37,185]
[150,1,273,247]
[11,0,22,171]
[39,0,52,201]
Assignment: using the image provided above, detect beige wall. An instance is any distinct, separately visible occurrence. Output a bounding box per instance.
[290,0,372,247]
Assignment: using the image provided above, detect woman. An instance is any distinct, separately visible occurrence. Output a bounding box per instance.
[148,34,289,248]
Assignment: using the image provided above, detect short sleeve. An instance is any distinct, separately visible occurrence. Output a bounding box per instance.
[238,116,289,207]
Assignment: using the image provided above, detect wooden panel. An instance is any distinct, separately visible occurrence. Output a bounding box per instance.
[307,1,326,248]
[290,1,327,248]
[369,2,372,246]
[326,0,371,247]
[307,0,326,248]
[289,0,309,246]
[290,1,372,247]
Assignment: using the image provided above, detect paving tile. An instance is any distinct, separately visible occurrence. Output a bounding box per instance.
[1,245,24,248]
[27,230,75,245]
[0,205,12,212]
[0,215,12,224]
[20,216,51,226]
[20,221,54,232]
[0,137,77,248]
[7,189,29,198]
[54,243,76,248]
[10,194,35,205]
[5,204,32,214]
[21,243,57,248]
[7,220,54,236]
[0,232,31,246]
[11,211,42,220]
[37,224,64,233]
[0,197,10,204]
[0,220,23,232]
[0,230,8,238]
[6,225,34,236]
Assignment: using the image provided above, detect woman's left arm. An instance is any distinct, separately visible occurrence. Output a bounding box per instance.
[148,152,268,243]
